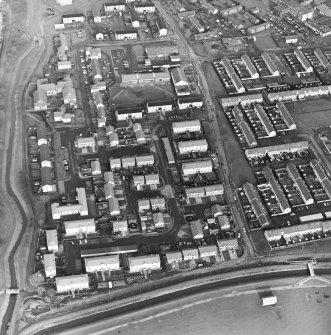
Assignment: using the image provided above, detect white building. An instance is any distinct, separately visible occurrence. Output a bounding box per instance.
[199,245,218,258]
[51,188,88,220]
[58,61,72,70]
[177,96,203,109]
[104,182,114,200]
[182,160,213,176]
[85,255,120,272]
[109,158,122,170]
[115,30,138,40]
[147,100,173,113]
[150,197,166,210]
[172,120,201,134]
[57,0,73,5]
[104,171,115,185]
[62,14,84,24]
[138,199,151,211]
[191,220,204,239]
[113,220,128,233]
[182,248,199,260]
[46,229,58,252]
[177,139,208,154]
[153,212,165,228]
[44,253,56,278]
[145,174,160,185]
[204,184,224,196]
[133,175,145,186]
[122,157,136,168]
[56,274,89,293]
[128,254,160,272]
[217,238,239,251]
[76,137,96,152]
[116,107,143,121]
[104,2,126,12]
[108,197,120,216]
[185,187,205,198]
[91,160,102,176]
[166,250,183,263]
[135,155,154,167]
[134,3,155,13]
[64,219,96,236]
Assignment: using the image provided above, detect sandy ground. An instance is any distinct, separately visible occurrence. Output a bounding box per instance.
[54,275,331,335]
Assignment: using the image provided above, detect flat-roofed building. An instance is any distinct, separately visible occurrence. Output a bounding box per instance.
[287,163,313,205]
[46,229,59,252]
[44,253,56,278]
[64,219,96,236]
[177,139,208,154]
[191,219,204,239]
[243,182,270,228]
[166,250,183,263]
[85,254,120,272]
[254,104,276,137]
[182,247,199,260]
[182,160,213,176]
[172,120,201,134]
[128,254,160,272]
[263,166,291,214]
[56,274,89,293]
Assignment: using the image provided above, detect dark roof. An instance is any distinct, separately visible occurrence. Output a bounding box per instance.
[148,99,172,107]
[105,2,125,6]
[115,29,138,35]
[116,107,143,114]
[40,144,51,161]
[41,167,52,185]
[129,8,139,21]
[135,3,155,7]
[62,13,84,18]
[37,122,47,140]
[156,16,167,29]
[178,96,203,104]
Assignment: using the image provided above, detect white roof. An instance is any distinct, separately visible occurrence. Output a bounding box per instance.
[182,248,199,258]
[77,137,95,145]
[56,274,89,287]
[112,220,128,229]
[182,160,213,170]
[172,119,201,130]
[44,253,56,273]
[135,155,154,163]
[104,171,115,184]
[65,219,95,232]
[128,254,160,267]
[166,250,183,261]
[104,183,114,198]
[85,255,119,268]
[150,197,165,207]
[145,174,159,182]
[46,229,58,249]
[178,139,208,149]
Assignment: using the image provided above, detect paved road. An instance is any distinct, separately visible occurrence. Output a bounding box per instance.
[153,0,256,258]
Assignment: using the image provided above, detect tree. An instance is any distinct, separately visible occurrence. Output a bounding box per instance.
[29,271,45,288]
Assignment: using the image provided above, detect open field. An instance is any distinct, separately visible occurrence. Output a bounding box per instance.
[289,98,331,134]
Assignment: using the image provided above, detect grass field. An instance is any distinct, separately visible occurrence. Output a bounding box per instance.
[109,85,174,106]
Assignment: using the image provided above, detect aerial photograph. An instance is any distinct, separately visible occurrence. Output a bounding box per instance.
[2,0,331,334]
